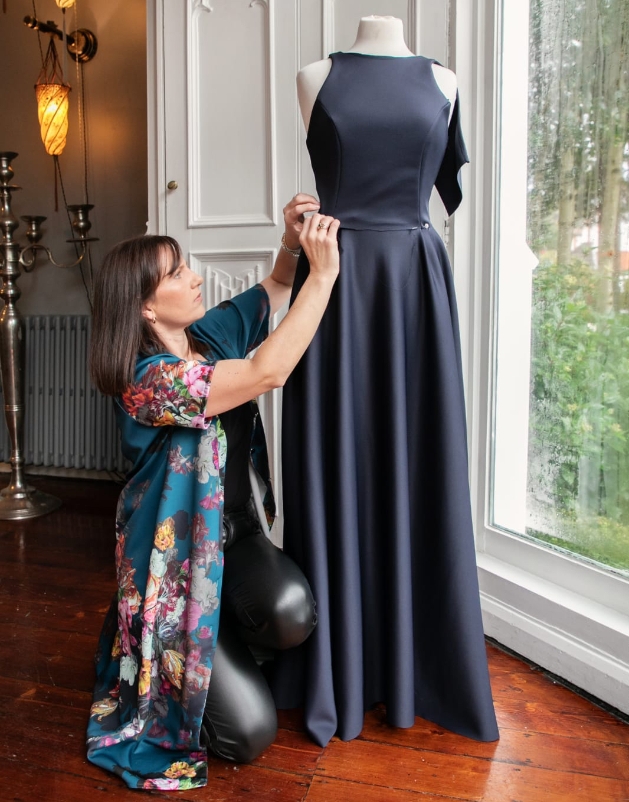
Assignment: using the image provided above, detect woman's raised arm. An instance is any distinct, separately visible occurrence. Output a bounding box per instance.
[260,193,321,316]
[205,213,340,416]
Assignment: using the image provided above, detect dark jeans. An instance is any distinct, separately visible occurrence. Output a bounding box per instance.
[202,499,316,763]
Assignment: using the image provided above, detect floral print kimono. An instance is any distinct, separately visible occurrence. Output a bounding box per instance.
[87,285,273,790]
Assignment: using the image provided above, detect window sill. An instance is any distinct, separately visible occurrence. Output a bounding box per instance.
[477,550,629,715]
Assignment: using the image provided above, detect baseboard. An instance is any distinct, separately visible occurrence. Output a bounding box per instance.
[479,559,629,716]
[0,462,123,482]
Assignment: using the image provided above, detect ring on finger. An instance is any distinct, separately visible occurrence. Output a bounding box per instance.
[316,222,328,230]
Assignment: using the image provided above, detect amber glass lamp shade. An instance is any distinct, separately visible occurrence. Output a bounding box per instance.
[55,0,76,8]
[35,83,70,157]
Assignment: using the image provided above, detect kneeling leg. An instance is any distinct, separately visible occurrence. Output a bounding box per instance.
[222,532,317,651]
[203,624,277,763]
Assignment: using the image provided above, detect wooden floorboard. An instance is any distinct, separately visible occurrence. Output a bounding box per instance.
[358,706,629,776]
[1,476,628,802]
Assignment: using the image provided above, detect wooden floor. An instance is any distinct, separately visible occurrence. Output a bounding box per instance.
[1,476,628,802]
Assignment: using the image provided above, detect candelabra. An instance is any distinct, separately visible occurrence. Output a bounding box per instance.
[0,151,96,519]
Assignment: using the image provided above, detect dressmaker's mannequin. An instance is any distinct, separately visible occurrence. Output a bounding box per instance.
[297,16,458,130]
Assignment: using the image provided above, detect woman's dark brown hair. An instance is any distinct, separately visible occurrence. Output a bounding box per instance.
[90,235,201,396]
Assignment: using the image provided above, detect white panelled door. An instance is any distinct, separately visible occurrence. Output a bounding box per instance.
[148,0,449,540]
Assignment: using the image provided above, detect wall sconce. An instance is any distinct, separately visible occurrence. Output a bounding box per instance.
[0,152,97,519]
[25,10,98,159]
[25,10,98,214]
[24,15,98,63]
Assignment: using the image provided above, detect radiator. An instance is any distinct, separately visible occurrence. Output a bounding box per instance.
[0,315,128,473]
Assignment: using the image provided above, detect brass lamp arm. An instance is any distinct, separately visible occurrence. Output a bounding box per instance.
[19,242,88,271]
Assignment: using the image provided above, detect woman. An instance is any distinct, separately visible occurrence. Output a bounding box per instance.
[86,195,340,791]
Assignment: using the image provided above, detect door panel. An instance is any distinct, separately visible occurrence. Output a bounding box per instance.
[191,2,276,227]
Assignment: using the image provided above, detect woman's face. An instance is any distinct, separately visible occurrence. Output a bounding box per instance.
[145,248,205,330]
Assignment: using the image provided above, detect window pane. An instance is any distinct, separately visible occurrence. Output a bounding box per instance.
[492,0,629,576]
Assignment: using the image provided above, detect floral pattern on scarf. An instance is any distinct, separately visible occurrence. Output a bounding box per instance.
[86,285,273,790]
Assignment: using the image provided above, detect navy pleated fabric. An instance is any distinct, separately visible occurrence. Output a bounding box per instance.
[271,53,499,746]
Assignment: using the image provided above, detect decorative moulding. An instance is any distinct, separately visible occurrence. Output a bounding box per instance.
[193,0,213,13]
[186,0,277,229]
[188,248,275,306]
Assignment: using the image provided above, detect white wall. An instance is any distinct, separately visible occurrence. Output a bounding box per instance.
[0,0,148,315]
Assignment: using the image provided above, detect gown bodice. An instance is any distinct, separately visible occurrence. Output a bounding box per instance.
[306,52,468,230]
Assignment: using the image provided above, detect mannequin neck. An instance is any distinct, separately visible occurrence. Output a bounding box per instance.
[345,16,414,57]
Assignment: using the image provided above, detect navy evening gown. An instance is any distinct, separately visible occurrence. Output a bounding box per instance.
[272,52,499,747]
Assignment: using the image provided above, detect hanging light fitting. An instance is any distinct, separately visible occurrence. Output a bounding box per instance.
[34,38,71,157]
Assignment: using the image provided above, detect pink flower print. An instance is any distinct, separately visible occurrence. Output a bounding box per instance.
[143,778,180,791]
[183,364,210,399]
[167,445,193,474]
[118,595,132,626]
[178,729,192,748]
[192,513,209,544]
[194,663,212,683]
[190,413,209,430]
[212,436,221,471]
[184,658,212,697]
[186,644,201,666]
[97,735,120,748]
[118,598,135,655]
[186,600,203,631]
[147,720,169,738]
[207,540,219,564]
[126,588,142,616]
[193,538,220,568]
[119,627,132,656]
[198,626,212,640]
[200,488,222,510]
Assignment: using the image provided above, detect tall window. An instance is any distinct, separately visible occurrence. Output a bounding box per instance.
[492,0,629,577]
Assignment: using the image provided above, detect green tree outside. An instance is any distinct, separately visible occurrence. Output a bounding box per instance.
[526,0,629,573]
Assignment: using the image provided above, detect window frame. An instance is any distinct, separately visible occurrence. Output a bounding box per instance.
[452,0,629,714]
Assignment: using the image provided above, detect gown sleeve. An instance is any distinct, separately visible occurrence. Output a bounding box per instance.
[435,91,470,217]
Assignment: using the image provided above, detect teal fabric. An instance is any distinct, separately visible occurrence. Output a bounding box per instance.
[86,285,272,790]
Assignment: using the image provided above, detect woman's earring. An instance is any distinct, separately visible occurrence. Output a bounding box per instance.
[152,312,156,324]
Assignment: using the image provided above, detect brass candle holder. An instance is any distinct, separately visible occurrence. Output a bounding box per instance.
[0,151,97,519]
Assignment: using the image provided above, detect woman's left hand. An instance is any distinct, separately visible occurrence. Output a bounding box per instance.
[283,193,320,251]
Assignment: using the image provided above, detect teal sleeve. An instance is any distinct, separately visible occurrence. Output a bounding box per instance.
[190,284,271,360]
[120,358,215,429]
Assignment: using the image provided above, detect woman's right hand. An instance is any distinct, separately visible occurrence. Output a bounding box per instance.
[207,213,341,415]
[299,213,341,281]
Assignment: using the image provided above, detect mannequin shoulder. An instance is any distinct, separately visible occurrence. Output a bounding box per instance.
[297,58,333,130]
[431,63,458,108]
[297,58,333,102]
